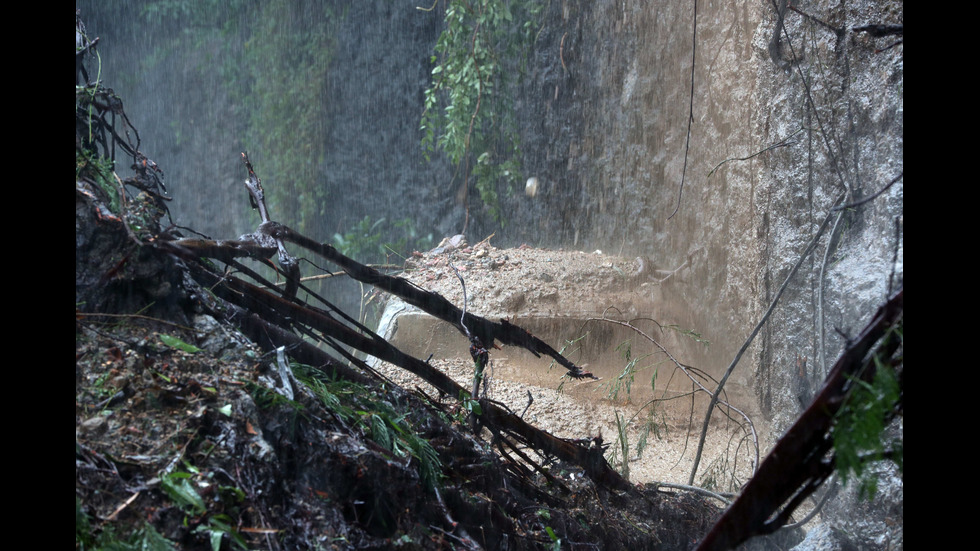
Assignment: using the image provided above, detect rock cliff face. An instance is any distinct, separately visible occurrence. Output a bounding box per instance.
[510,0,903,422]
[502,1,902,545]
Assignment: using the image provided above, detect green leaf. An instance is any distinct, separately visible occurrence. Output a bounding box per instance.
[831,338,903,500]
[159,334,203,354]
[133,523,179,551]
[161,473,206,516]
[371,414,392,451]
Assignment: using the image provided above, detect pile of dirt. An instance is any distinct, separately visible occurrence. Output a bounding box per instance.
[400,236,658,319]
[372,236,756,489]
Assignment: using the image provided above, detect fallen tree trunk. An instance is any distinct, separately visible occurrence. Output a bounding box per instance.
[265,222,595,380]
[168,243,634,493]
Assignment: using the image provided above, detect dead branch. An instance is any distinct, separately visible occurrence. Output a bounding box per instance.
[449,256,490,432]
[448,257,489,387]
[652,482,731,505]
[268,222,596,380]
[588,315,760,475]
[482,400,633,493]
[169,221,595,380]
[189,254,631,492]
[695,287,903,551]
[832,172,904,212]
[240,153,300,299]
[162,237,277,263]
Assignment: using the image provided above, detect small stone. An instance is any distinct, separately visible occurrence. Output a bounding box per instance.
[525,177,540,197]
[80,415,108,436]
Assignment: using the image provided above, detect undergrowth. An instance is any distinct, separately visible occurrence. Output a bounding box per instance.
[420,0,543,225]
[77,497,178,551]
[831,323,903,499]
[289,362,443,490]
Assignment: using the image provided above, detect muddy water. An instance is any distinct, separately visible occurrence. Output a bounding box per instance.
[372,298,759,488]
[378,302,728,424]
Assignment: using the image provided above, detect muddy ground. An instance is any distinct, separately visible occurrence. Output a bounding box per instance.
[374,236,759,491]
[74,300,756,550]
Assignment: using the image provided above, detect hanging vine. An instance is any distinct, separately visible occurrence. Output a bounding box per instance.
[420,0,542,228]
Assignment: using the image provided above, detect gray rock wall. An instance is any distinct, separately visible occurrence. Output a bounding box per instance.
[509,0,902,544]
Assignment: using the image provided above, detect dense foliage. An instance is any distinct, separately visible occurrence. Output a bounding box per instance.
[420,0,543,225]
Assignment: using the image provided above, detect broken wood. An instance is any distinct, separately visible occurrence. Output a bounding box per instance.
[269,222,596,380]
[240,153,300,300]
[178,252,634,493]
[172,219,595,380]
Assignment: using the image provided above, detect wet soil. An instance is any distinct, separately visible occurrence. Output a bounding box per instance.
[74,191,743,549]
[375,236,758,491]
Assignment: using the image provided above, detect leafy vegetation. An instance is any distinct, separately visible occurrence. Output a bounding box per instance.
[290,362,444,490]
[158,333,203,354]
[420,0,543,225]
[604,356,670,481]
[613,411,631,480]
[77,464,248,551]
[160,465,249,551]
[247,359,444,489]
[666,325,711,347]
[75,75,122,214]
[75,146,120,214]
[831,324,903,499]
[76,498,178,551]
